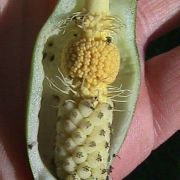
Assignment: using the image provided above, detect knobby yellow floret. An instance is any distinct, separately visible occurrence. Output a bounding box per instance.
[67,37,120,102]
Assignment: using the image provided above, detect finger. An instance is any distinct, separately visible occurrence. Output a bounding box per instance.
[0,0,8,14]
[111,47,180,179]
[0,143,16,180]
[146,46,180,149]
[0,0,56,179]
[111,79,155,179]
[137,0,180,49]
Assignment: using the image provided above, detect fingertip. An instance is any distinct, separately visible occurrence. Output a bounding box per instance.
[137,0,180,47]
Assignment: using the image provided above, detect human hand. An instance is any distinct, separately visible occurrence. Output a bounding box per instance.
[0,0,179,180]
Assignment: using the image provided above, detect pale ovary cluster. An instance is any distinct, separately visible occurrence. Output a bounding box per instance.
[55,99,113,179]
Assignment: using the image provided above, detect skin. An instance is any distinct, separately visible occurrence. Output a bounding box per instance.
[0,0,179,179]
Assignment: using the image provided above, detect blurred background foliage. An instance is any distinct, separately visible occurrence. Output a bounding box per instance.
[125,28,180,180]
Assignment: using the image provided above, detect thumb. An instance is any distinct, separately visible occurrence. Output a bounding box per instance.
[146,46,180,149]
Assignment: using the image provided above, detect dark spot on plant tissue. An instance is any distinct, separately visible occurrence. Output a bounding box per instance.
[43,52,47,59]
[48,42,53,47]
[52,95,60,103]
[28,142,36,150]
[50,54,55,61]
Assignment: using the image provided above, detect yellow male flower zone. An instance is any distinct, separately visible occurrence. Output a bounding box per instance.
[68,37,120,102]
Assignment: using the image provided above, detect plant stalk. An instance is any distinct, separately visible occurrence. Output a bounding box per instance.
[85,0,110,14]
